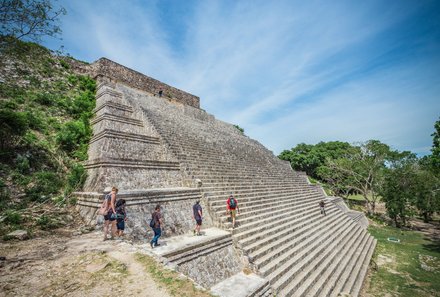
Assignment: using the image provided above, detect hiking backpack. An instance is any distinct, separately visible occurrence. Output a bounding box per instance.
[149,213,156,228]
[98,193,112,215]
[229,197,237,209]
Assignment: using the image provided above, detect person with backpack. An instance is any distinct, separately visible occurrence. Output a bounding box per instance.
[226,195,240,229]
[193,200,203,236]
[150,204,163,248]
[115,199,127,239]
[102,186,118,241]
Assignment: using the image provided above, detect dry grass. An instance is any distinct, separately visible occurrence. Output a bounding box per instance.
[134,253,214,297]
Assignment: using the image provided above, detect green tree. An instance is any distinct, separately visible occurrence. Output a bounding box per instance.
[430,117,440,172]
[380,153,418,226]
[413,168,440,222]
[0,0,66,42]
[319,140,393,214]
[279,141,352,178]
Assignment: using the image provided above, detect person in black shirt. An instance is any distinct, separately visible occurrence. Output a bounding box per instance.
[193,200,203,236]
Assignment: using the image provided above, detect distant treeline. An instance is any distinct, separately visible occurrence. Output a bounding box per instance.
[279,118,440,226]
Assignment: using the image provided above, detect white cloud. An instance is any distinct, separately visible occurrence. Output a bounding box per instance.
[46,0,439,156]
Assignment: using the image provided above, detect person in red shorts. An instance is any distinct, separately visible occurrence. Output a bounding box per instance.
[226,194,240,229]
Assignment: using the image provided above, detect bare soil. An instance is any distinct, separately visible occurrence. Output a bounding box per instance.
[0,230,172,297]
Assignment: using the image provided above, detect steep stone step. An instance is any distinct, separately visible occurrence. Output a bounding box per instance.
[216,194,323,224]
[162,234,232,265]
[213,193,321,221]
[270,219,356,293]
[316,231,371,297]
[210,190,318,215]
[205,184,302,199]
[241,206,335,254]
[292,227,368,297]
[256,212,347,274]
[247,207,340,262]
[339,237,377,297]
[207,187,315,206]
[232,203,337,241]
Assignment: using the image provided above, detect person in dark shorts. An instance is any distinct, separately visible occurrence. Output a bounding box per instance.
[103,186,118,241]
[115,199,127,239]
[150,204,163,248]
[319,200,326,216]
[226,195,240,229]
[193,200,203,236]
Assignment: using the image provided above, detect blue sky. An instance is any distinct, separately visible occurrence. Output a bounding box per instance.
[43,0,440,156]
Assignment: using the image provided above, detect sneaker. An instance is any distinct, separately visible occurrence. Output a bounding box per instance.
[150,242,154,248]
[155,243,161,247]
[193,230,196,235]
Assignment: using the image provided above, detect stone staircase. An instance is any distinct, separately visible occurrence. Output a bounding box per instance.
[75,59,376,297]
[138,91,377,297]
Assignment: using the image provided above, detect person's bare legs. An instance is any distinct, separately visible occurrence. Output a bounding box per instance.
[111,221,117,239]
[103,220,109,240]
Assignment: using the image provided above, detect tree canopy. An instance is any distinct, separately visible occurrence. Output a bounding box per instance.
[278,141,352,178]
[279,117,440,224]
[0,0,66,42]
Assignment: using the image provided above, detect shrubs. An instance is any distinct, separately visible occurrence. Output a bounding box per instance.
[4,210,22,225]
[0,109,29,150]
[37,215,61,230]
[56,120,88,152]
[25,171,63,202]
[65,164,87,194]
[15,154,30,174]
[0,38,96,235]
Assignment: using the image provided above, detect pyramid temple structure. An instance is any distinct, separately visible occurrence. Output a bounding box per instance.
[74,58,376,297]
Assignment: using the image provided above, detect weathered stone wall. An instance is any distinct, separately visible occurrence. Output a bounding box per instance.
[76,189,213,239]
[177,245,242,288]
[82,166,185,192]
[82,75,190,192]
[89,58,200,108]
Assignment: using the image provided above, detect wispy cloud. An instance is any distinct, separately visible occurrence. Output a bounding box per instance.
[45,0,440,156]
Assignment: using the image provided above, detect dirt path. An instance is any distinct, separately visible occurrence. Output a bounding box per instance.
[0,231,171,297]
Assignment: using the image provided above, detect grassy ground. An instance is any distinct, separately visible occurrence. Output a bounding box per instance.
[134,253,214,297]
[367,223,440,297]
[346,193,382,202]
